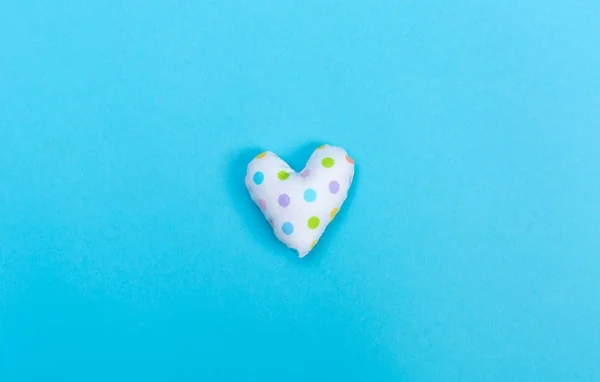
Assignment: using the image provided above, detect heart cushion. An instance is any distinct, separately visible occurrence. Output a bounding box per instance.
[245,144,355,257]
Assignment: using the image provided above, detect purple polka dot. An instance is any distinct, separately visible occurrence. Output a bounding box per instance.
[301,169,310,177]
[329,180,340,194]
[278,193,290,207]
[259,199,267,210]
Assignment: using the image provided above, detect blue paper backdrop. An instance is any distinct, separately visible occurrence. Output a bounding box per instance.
[1,1,599,381]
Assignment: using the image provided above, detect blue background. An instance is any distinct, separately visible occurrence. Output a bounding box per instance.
[1,1,599,381]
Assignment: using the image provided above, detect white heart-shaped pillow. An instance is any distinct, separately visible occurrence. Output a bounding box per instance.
[245,144,355,257]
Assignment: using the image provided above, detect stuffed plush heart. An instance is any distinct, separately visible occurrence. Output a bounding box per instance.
[245,144,355,257]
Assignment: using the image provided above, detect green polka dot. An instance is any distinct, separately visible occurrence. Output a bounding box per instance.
[308,216,320,229]
[322,157,335,168]
[278,171,290,180]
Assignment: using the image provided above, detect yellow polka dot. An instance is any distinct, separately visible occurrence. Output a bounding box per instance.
[256,152,267,159]
[310,240,317,249]
[330,207,339,219]
[317,144,327,150]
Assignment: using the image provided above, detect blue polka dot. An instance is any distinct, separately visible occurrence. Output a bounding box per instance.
[253,171,264,185]
[303,188,317,202]
[282,222,294,235]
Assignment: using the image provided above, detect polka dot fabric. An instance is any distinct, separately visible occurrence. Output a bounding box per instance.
[245,144,355,257]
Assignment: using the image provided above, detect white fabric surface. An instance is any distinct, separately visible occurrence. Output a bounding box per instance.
[245,144,355,257]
